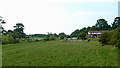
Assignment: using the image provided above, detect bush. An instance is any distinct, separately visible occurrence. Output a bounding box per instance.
[43,35,49,41]
[2,34,16,44]
[60,36,64,40]
[87,39,91,42]
[99,32,111,45]
[99,24,120,48]
[114,42,120,48]
[49,35,56,40]
[43,35,56,41]
[108,29,120,45]
[77,32,86,40]
[87,38,99,41]
[35,39,41,42]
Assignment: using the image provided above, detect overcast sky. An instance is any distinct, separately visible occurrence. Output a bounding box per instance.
[0,0,119,35]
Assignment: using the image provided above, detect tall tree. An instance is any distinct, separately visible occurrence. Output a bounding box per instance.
[14,23,25,38]
[0,16,6,34]
[112,17,120,29]
[59,32,66,39]
[70,29,80,37]
[95,19,109,30]
[1,27,7,35]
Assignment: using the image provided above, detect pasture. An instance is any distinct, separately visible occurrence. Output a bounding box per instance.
[2,40,118,66]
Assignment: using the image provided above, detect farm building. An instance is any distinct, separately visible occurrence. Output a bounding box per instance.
[87,31,107,38]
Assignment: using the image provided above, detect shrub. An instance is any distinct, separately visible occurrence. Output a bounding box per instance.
[108,29,120,45]
[99,32,111,45]
[43,34,56,41]
[77,32,86,40]
[49,35,56,40]
[114,41,120,48]
[35,39,40,42]
[43,35,49,41]
[87,38,99,41]
[87,39,91,42]
[2,34,16,44]
[60,36,64,40]
[99,24,120,48]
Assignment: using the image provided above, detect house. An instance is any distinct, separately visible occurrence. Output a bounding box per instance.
[87,31,107,38]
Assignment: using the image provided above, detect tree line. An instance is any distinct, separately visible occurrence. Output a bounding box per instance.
[70,17,120,38]
[1,16,120,46]
[28,32,68,41]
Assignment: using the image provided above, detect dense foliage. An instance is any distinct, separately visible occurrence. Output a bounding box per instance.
[99,23,120,48]
[1,23,26,44]
[77,32,87,40]
[28,34,46,38]
[14,23,25,38]
[43,33,56,41]
[58,32,66,39]
[95,19,110,30]
[112,17,120,29]
[2,34,16,44]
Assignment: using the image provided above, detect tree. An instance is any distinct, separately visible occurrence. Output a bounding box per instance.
[1,20,6,24]
[66,35,71,38]
[53,33,58,37]
[90,26,98,31]
[13,31,21,39]
[0,16,6,34]
[2,30,19,44]
[2,30,7,35]
[59,32,66,39]
[43,33,56,41]
[70,29,80,37]
[14,23,25,38]
[112,17,120,29]
[49,35,56,40]
[99,31,111,45]
[2,34,16,44]
[77,32,86,40]
[6,30,13,34]
[14,23,24,29]
[95,19,109,30]
[99,23,120,48]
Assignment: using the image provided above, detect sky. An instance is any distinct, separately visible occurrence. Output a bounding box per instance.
[0,0,119,35]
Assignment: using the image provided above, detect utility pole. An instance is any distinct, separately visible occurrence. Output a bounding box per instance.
[0,16,2,68]
[0,16,6,68]
[118,1,120,17]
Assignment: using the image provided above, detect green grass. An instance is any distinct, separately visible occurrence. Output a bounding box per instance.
[2,40,118,66]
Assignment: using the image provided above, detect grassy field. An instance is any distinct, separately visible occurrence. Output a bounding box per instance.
[2,40,118,66]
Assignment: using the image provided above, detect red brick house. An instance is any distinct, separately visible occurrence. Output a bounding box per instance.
[87,31,107,38]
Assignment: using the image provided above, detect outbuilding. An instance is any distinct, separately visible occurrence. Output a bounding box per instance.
[87,31,107,38]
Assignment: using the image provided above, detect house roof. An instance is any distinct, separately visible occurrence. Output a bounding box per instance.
[88,31,107,33]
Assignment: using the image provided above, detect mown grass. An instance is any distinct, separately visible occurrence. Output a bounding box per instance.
[2,40,118,66]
